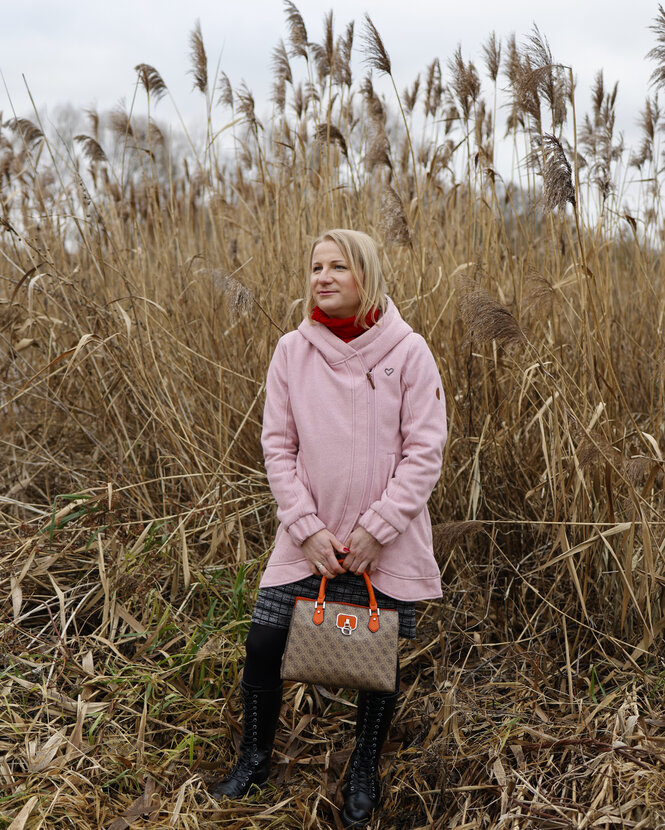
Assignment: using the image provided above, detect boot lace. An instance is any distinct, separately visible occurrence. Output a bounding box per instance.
[347,753,378,799]
[225,750,260,785]
[226,702,262,785]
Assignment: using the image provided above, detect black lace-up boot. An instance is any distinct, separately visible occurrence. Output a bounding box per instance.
[341,689,399,828]
[209,682,282,799]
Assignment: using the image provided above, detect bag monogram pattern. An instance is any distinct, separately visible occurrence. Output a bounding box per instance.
[281,571,399,692]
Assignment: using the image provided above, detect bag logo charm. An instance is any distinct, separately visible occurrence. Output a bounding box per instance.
[336,613,358,636]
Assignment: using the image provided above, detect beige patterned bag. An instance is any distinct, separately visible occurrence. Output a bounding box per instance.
[281,571,398,692]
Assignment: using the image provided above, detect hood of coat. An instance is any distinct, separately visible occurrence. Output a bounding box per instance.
[297,296,412,367]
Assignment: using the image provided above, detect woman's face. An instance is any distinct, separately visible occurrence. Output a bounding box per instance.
[310,240,362,319]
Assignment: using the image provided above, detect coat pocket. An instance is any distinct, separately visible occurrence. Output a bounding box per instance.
[374,452,396,499]
[295,452,315,504]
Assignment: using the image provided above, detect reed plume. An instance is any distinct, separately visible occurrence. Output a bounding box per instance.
[334,21,354,88]
[424,59,443,117]
[135,64,167,102]
[315,123,347,157]
[474,99,493,161]
[272,81,287,113]
[189,20,208,93]
[457,272,525,347]
[540,133,576,210]
[218,72,234,109]
[427,138,455,181]
[109,107,134,139]
[311,10,335,84]
[504,33,521,88]
[7,118,43,148]
[304,81,321,108]
[147,118,165,147]
[86,108,100,140]
[236,84,262,131]
[432,520,482,557]
[448,46,480,121]
[647,4,665,90]
[366,131,392,172]
[504,34,526,133]
[218,272,254,320]
[283,1,308,59]
[272,40,293,111]
[361,15,421,198]
[592,70,606,123]
[504,32,559,135]
[362,13,391,75]
[576,432,654,488]
[417,141,431,169]
[579,72,622,200]
[380,185,410,246]
[360,75,385,125]
[519,25,568,131]
[403,76,420,116]
[523,268,555,313]
[482,32,501,83]
[0,149,11,187]
[74,135,107,164]
[290,82,306,119]
[630,96,659,168]
[272,40,293,86]
[579,72,604,158]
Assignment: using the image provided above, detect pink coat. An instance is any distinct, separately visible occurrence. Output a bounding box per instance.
[259,297,447,601]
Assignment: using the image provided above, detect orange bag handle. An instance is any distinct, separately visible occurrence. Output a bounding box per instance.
[312,562,380,633]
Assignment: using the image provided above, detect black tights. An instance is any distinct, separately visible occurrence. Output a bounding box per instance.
[243,623,289,689]
[242,622,400,693]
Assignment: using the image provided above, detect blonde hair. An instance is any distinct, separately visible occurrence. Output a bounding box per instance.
[305,229,387,326]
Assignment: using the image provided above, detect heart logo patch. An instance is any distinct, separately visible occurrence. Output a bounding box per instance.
[384,367,394,376]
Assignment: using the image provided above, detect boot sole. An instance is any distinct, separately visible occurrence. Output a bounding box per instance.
[341,806,373,828]
[209,774,269,800]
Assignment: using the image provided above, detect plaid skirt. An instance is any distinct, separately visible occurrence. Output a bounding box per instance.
[252,571,417,639]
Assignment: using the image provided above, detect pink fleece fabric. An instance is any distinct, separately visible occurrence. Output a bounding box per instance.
[260,297,448,601]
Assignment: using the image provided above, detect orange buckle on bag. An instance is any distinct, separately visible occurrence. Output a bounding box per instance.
[336,613,358,636]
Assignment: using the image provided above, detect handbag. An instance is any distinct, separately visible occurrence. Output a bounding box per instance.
[281,567,399,692]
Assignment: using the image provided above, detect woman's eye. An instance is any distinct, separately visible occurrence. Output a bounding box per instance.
[312,265,322,272]
[335,264,347,270]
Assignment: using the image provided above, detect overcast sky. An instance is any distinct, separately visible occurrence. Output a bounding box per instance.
[0,0,660,154]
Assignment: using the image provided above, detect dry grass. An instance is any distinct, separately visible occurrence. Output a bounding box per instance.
[1,5,665,828]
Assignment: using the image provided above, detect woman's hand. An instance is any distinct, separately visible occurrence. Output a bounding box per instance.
[342,527,383,575]
[301,529,347,579]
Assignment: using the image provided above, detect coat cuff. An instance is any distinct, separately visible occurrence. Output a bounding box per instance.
[287,513,326,546]
[358,509,400,545]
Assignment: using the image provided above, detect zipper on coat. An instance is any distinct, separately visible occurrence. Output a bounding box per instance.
[359,358,377,514]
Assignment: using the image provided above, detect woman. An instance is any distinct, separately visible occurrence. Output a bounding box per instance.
[210,229,447,828]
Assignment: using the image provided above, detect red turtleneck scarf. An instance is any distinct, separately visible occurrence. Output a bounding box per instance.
[311,307,380,342]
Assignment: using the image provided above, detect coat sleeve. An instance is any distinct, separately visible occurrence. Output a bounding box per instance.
[358,336,447,545]
[261,338,326,546]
